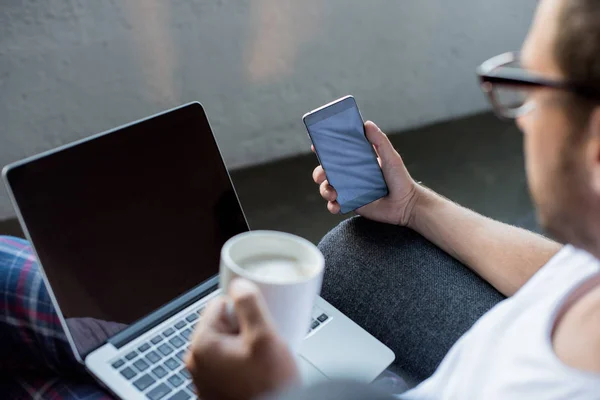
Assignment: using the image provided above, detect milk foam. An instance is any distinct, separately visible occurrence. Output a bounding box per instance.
[238,255,311,283]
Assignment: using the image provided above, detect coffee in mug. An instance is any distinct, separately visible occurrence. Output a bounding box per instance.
[237,255,313,283]
[220,231,324,351]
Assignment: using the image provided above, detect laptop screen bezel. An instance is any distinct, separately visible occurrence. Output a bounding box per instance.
[1,102,249,363]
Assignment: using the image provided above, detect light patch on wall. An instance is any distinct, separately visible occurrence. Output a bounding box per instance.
[122,0,179,103]
[245,0,322,83]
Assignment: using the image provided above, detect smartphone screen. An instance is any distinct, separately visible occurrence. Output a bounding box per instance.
[303,96,388,214]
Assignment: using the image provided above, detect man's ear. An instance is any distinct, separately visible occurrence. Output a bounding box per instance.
[586,107,600,196]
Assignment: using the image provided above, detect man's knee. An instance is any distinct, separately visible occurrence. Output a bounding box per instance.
[318,216,433,265]
[317,217,453,302]
[318,217,420,297]
[319,216,386,256]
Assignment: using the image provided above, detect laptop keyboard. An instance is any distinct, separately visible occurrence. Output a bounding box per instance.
[309,312,329,333]
[110,307,330,399]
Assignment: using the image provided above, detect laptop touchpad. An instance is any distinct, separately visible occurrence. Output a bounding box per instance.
[296,354,328,386]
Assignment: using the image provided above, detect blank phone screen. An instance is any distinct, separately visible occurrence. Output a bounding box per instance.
[305,99,388,213]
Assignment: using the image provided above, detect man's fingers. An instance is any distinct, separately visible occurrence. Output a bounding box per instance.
[311,144,316,154]
[319,180,337,202]
[312,165,326,184]
[186,297,229,371]
[201,297,227,328]
[195,297,230,337]
[364,121,400,165]
[327,201,341,214]
[230,278,272,334]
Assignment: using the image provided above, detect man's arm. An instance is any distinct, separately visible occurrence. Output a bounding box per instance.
[314,121,562,297]
[409,185,562,296]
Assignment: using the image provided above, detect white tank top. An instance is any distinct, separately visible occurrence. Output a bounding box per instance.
[401,245,600,399]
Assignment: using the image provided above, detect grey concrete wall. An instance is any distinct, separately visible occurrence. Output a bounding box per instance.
[0,0,536,219]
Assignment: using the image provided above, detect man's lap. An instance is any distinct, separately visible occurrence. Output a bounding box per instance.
[0,218,504,398]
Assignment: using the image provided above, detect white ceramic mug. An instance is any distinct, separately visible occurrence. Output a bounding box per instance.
[220,230,324,352]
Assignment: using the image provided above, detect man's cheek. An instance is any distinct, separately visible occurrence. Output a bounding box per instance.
[526,116,555,164]
[523,122,549,198]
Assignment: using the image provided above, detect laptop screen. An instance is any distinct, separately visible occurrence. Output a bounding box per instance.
[4,103,248,358]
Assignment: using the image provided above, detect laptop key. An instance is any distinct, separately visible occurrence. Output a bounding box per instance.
[133,359,150,372]
[185,314,198,323]
[133,373,156,391]
[186,383,195,393]
[125,351,138,361]
[163,327,175,337]
[169,336,185,349]
[151,335,163,345]
[175,350,186,362]
[165,357,180,371]
[111,359,124,369]
[180,329,192,341]
[158,343,174,356]
[174,320,186,330]
[120,366,137,380]
[311,320,320,330]
[317,313,328,323]
[168,374,184,387]
[146,350,162,364]
[167,390,191,400]
[152,365,168,379]
[147,382,172,400]
[138,343,151,353]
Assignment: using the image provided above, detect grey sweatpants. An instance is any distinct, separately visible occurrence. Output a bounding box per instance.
[317,217,506,382]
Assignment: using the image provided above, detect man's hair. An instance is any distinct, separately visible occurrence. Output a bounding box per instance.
[554,0,600,128]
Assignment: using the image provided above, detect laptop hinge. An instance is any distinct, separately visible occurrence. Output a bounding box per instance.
[108,275,220,348]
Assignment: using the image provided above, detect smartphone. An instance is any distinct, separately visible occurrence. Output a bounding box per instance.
[303,96,388,214]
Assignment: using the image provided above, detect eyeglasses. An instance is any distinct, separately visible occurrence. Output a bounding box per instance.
[476,52,600,119]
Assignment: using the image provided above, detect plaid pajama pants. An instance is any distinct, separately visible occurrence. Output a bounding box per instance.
[0,236,111,400]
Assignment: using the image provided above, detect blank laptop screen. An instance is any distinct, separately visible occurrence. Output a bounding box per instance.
[5,103,248,357]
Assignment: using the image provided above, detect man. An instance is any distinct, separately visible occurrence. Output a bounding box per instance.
[186,0,600,398]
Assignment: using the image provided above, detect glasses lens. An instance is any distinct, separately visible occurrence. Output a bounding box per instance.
[492,84,530,111]
[489,59,535,118]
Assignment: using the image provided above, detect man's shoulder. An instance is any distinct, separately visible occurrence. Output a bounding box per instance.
[553,281,600,373]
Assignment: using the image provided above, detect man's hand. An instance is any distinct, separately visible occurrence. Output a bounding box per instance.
[312,121,419,226]
[186,279,299,400]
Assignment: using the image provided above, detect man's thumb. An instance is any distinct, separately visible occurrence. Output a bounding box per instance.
[229,278,271,333]
[364,121,398,165]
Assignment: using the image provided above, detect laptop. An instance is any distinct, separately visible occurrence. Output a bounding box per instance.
[2,102,395,400]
